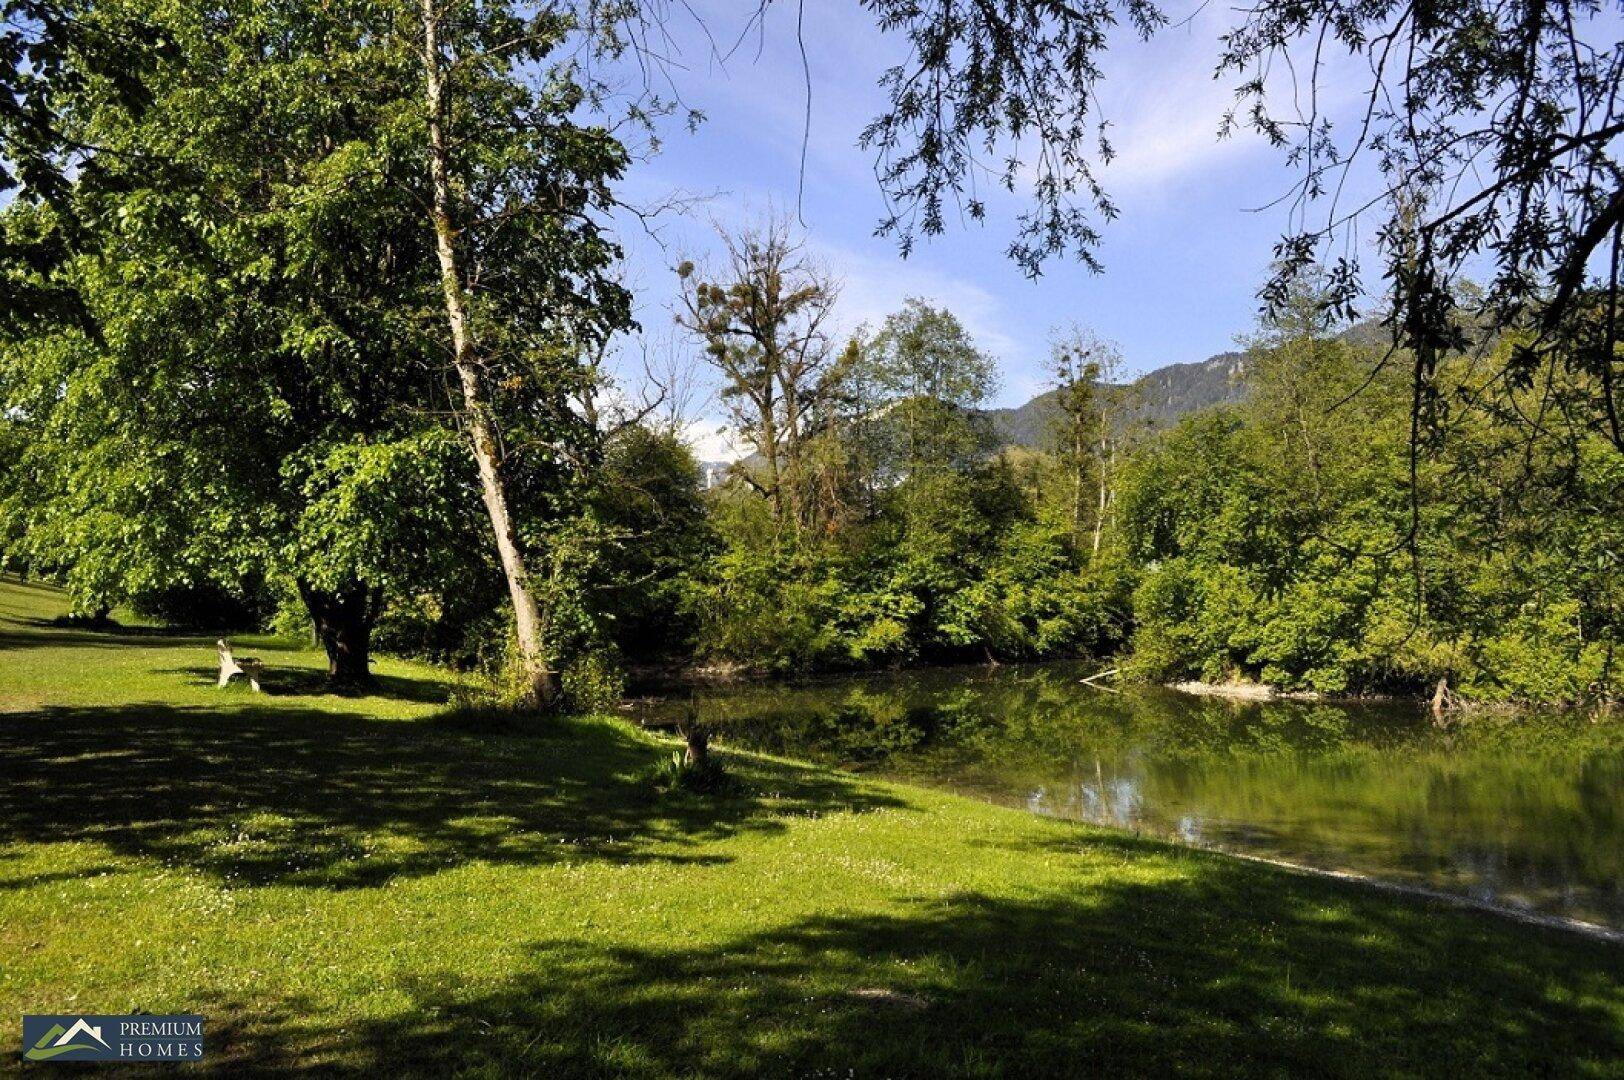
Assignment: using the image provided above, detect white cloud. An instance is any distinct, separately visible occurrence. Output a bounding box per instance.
[681,418,744,463]
[1089,16,1262,192]
[809,239,1026,372]
[1094,12,1375,197]
[1100,82,1255,190]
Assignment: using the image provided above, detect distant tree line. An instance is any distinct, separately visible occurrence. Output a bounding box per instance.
[654,222,1619,705]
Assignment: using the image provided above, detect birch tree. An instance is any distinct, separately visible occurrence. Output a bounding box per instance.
[411,0,631,703]
[1048,327,1128,557]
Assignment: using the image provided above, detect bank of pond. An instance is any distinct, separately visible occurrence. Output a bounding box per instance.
[641,661,1624,929]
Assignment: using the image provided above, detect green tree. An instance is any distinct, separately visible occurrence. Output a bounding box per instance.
[862,298,998,480]
[1,0,631,690]
[676,218,840,535]
[1047,326,1131,556]
[413,0,632,704]
[0,0,479,681]
[1111,289,1622,704]
[587,422,712,662]
[1117,299,1419,692]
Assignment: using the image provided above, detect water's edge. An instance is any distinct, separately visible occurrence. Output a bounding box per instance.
[1211,849,1624,944]
[646,666,1622,931]
[677,727,1624,942]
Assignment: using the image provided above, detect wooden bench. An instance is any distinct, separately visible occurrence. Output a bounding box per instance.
[217,639,264,693]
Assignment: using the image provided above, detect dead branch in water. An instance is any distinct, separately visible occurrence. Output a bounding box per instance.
[1080,667,1120,693]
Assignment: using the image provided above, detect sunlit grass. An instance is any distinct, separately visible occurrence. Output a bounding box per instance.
[0,577,461,718]
[0,578,1619,1076]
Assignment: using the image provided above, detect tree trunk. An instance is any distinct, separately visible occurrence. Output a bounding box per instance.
[299,581,375,686]
[1092,429,1110,557]
[681,722,710,769]
[1092,466,1107,557]
[758,391,784,528]
[419,0,556,706]
[1431,674,1453,721]
[1072,424,1086,542]
[780,373,806,531]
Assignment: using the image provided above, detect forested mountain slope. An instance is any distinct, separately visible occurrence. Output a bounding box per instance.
[981,348,1251,448]
[982,320,1389,448]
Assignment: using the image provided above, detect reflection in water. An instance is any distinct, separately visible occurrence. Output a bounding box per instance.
[643,662,1624,926]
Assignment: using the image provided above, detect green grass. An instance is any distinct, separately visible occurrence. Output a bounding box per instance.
[0,577,1619,1077]
[0,579,459,719]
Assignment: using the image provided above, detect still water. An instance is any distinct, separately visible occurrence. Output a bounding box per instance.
[645,662,1624,927]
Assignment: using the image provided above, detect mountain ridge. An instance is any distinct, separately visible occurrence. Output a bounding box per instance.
[979,347,1251,449]
[699,320,1387,472]
[980,318,1391,449]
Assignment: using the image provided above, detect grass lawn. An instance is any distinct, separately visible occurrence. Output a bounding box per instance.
[0,576,1620,1077]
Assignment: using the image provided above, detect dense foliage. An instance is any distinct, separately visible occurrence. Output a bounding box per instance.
[1116,313,1619,703]
[1,4,1617,709]
[667,276,1618,706]
[0,0,632,691]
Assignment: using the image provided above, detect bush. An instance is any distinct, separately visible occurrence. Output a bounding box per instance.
[561,650,626,714]
[130,578,273,631]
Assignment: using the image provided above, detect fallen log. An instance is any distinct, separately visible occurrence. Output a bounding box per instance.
[1080,667,1120,693]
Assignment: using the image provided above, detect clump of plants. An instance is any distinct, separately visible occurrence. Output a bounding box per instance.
[641,718,732,795]
[641,748,732,795]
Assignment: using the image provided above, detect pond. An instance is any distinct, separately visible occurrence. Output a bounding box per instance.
[641,662,1624,928]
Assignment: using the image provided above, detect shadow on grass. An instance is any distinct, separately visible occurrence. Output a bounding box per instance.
[0,623,210,651]
[160,665,460,705]
[193,868,1623,1077]
[0,704,904,889]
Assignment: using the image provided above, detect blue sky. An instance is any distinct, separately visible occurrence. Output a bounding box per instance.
[602,1,1388,456]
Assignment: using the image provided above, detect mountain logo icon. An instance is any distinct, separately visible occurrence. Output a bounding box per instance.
[24,1017,111,1061]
